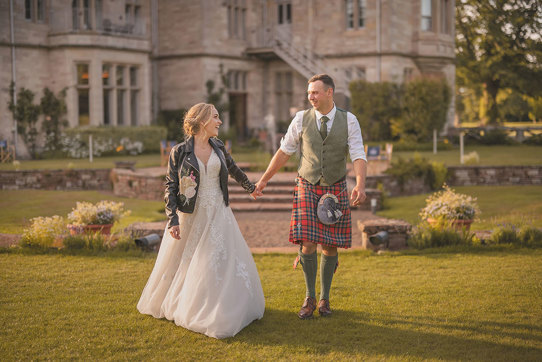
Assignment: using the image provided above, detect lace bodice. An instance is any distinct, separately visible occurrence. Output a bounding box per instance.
[195,149,222,198]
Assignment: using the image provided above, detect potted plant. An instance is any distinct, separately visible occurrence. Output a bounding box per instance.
[67,201,130,235]
[419,185,480,231]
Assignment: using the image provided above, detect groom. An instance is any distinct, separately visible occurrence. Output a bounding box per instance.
[255,74,367,318]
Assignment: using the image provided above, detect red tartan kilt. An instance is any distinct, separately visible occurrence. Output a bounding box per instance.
[289,176,352,248]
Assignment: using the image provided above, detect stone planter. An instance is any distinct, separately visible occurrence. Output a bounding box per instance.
[427,218,473,231]
[68,223,113,235]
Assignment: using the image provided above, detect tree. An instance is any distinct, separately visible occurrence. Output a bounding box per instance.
[349,80,401,141]
[8,82,41,157]
[456,0,542,124]
[392,78,451,142]
[40,88,68,152]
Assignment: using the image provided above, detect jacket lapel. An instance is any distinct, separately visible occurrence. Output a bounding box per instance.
[210,138,228,173]
[183,137,200,174]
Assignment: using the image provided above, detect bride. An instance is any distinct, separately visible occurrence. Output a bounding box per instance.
[137,103,265,339]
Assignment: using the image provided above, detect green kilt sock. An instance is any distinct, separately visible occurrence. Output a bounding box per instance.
[320,253,338,301]
[299,249,317,299]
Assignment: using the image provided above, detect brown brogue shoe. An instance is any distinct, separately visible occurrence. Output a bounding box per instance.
[298,297,317,319]
[318,299,332,317]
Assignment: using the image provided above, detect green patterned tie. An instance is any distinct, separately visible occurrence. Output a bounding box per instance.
[320,116,329,140]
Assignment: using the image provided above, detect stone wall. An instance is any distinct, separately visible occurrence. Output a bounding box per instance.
[111,169,165,201]
[448,166,542,186]
[2,165,540,197]
[365,165,542,197]
[0,169,112,191]
[365,175,431,197]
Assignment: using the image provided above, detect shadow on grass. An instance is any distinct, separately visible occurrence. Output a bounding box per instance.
[231,308,542,360]
[0,245,156,259]
[2,244,540,261]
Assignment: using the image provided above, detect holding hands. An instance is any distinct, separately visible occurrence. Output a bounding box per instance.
[250,180,266,200]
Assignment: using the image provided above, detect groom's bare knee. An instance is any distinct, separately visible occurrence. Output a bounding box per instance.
[322,245,338,256]
[301,241,317,254]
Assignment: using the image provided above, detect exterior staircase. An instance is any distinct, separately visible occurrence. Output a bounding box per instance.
[248,27,350,96]
[228,176,295,212]
[228,172,382,213]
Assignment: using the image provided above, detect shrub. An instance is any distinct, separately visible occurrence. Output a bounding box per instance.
[41,87,68,153]
[489,225,521,245]
[20,216,66,248]
[463,151,480,165]
[408,221,479,249]
[385,154,448,191]
[68,201,130,226]
[156,109,186,142]
[489,224,542,247]
[376,182,389,210]
[474,129,516,145]
[62,233,108,251]
[60,126,167,158]
[62,235,87,250]
[392,140,454,152]
[431,161,448,190]
[518,226,542,247]
[523,134,542,146]
[420,185,480,221]
[109,233,139,251]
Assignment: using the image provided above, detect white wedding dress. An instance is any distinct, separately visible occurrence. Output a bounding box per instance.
[137,149,265,339]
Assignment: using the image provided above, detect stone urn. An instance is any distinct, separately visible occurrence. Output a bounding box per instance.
[427,218,473,231]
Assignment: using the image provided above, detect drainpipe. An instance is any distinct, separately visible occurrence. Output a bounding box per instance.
[9,0,18,155]
[376,0,382,82]
[151,0,159,121]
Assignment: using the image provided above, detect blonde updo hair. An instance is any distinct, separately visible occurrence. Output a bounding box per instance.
[183,103,215,137]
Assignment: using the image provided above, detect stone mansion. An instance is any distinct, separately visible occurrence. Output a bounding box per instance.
[1,0,455,152]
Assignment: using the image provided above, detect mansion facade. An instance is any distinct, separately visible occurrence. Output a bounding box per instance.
[1,0,455,154]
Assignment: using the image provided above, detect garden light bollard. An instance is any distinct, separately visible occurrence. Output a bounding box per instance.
[89,134,93,163]
[460,131,464,164]
[370,198,378,214]
[433,128,437,155]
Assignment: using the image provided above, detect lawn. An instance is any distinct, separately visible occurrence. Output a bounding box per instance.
[2,185,540,235]
[1,145,540,171]
[0,190,164,234]
[1,248,541,360]
[0,154,162,171]
[392,145,542,166]
[377,185,542,230]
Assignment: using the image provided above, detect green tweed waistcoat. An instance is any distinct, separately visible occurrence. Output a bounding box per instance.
[298,108,348,185]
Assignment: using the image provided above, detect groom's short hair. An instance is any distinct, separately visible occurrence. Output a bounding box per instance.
[308,74,335,92]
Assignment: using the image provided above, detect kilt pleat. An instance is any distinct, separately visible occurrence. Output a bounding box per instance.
[289,176,352,248]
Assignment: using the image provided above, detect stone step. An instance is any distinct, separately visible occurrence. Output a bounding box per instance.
[229,185,293,195]
[232,189,382,211]
[229,194,292,204]
[230,202,293,212]
[228,179,296,187]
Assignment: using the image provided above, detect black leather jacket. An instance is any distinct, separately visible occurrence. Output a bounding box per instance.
[164,137,255,228]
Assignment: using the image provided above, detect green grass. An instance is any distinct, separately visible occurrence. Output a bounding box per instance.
[0,154,162,171]
[1,248,541,360]
[3,185,541,235]
[378,185,542,230]
[2,145,540,171]
[393,145,542,166]
[0,190,164,234]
